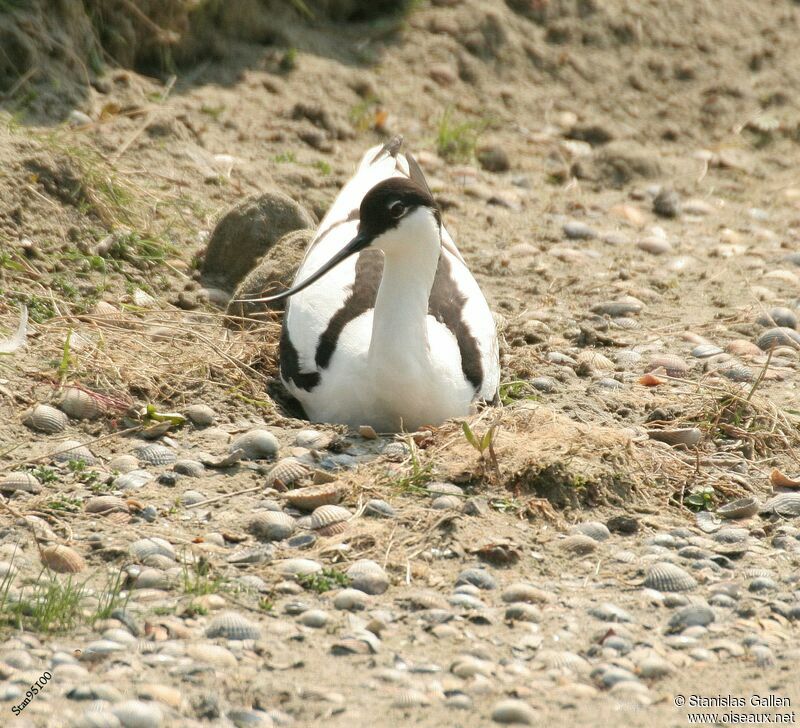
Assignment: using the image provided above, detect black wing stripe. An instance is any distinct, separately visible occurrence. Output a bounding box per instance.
[428,253,483,391]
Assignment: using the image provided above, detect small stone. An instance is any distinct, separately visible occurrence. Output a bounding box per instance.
[668,605,715,632]
[477,144,510,173]
[653,188,681,218]
[491,698,536,725]
[334,588,371,611]
[186,404,216,426]
[606,515,639,534]
[563,220,597,240]
[298,609,329,628]
[589,602,634,623]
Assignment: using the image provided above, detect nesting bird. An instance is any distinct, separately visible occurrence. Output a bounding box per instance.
[254,137,499,431]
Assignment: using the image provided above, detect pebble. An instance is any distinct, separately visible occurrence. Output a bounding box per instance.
[589,602,634,623]
[491,699,537,725]
[563,220,597,240]
[298,609,329,628]
[653,188,681,217]
[334,588,371,611]
[668,605,715,632]
[185,404,216,426]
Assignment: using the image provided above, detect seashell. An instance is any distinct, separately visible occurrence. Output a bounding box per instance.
[717,496,760,520]
[725,339,761,357]
[756,307,797,329]
[643,562,697,592]
[691,344,723,358]
[294,429,332,449]
[205,611,261,640]
[432,494,462,510]
[134,443,176,466]
[392,689,431,708]
[310,504,352,531]
[346,559,389,595]
[265,457,309,489]
[130,537,175,562]
[174,459,205,477]
[277,558,322,577]
[760,493,800,517]
[22,404,68,433]
[615,350,642,369]
[109,454,139,473]
[41,544,86,573]
[132,288,156,308]
[86,495,129,515]
[51,440,96,465]
[230,429,279,460]
[713,362,754,382]
[536,649,590,673]
[576,350,615,372]
[284,484,342,511]
[132,568,171,590]
[610,316,640,330]
[591,299,644,317]
[315,520,349,536]
[695,511,720,533]
[57,387,104,420]
[0,471,41,494]
[647,354,688,377]
[248,511,296,541]
[569,521,611,542]
[427,482,464,497]
[93,300,124,319]
[185,404,215,426]
[113,470,153,490]
[111,700,163,728]
[647,428,702,448]
[757,327,800,351]
[770,468,800,489]
[560,534,597,555]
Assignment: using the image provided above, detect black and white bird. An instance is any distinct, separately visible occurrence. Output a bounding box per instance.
[253,137,499,432]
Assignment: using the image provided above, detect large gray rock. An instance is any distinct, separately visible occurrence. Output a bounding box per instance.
[226,229,312,323]
[202,191,315,290]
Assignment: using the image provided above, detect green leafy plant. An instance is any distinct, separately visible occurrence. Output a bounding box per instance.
[297,568,349,594]
[462,421,501,479]
[383,437,435,495]
[499,381,540,406]
[181,556,224,596]
[684,485,715,512]
[46,496,82,513]
[435,108,486,163]
[30,466,57,484]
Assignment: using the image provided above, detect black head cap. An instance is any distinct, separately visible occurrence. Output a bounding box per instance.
[358,177,439,240]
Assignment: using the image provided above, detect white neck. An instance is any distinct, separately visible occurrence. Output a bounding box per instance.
[368,209,440,370]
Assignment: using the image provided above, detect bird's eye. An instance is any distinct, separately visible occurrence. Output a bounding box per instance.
[389,201,405,219]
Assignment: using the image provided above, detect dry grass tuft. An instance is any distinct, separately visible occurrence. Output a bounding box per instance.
[27,306,280,406]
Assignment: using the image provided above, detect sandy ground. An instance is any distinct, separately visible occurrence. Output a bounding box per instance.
[2,1,800,726]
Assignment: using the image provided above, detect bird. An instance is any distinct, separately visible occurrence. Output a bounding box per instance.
[250,136,499,432]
